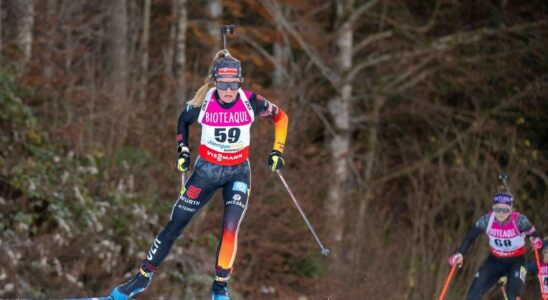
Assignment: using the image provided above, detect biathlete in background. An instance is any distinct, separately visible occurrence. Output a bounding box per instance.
[498,238,548,299]
[108,49,288,300]
[524,238,548,299]
[447,185,543,300]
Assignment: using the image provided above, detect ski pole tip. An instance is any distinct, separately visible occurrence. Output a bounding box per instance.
[321,249,330,256]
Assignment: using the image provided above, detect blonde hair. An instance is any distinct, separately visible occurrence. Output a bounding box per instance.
[188,49,242,107]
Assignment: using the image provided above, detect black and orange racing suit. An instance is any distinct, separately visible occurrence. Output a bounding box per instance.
[143,90,288,282]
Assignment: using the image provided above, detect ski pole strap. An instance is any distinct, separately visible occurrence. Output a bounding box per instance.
[534,249,548,300]
[438,264,457,300]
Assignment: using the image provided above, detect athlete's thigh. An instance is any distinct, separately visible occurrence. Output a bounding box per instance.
[222,171,250,212]
[505,259,526,299]
[172,158,221,221]
[467,258,504,300]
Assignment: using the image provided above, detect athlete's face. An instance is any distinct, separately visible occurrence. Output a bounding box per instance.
[543,249,548,263]
[493,204,512,222]
[216,77,241,103]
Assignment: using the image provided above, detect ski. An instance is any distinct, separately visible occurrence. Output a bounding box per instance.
[57,297,111,300]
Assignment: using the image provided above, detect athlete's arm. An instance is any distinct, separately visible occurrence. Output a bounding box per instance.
[177,104,200,148]
[516,214,540,238]
[457,214,489,255]
[249,93,288,153]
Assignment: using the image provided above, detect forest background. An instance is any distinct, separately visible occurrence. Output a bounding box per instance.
[0,0,547,299]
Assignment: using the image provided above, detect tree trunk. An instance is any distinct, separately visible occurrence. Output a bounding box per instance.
[42,0,56,88]
[174,0,187,107]
[326,0,354,273]
[10,0,34,72]
[272,19,289,86]
[139,0,151,104]
[107,0,128,152]
[108,0,128,103]
[0,0,3,53]
[206,0,222,50]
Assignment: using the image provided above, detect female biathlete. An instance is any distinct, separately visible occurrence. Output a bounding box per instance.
[109,49,288,300]
[447,185,543,300]
[525,238,548,299]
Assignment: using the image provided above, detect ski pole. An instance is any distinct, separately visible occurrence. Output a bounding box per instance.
[534,249,547,300]
[438,264,458,300]
[275,170,330,257]
[500,284,508,300]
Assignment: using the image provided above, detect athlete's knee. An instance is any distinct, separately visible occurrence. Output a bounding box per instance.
[222,221,240,234]
[158,219,186,242]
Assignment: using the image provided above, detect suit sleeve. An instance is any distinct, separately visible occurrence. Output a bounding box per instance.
[177,104,200,148]
[249,93,288,153]
[516,214,540,238]
[456,214,489,255]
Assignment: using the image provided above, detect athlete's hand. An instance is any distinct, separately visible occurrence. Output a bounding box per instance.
[497,276,507,287]
[177,146,190,172]
[530,237,542,250]
[448,253,463,267]
[268,150,284,171]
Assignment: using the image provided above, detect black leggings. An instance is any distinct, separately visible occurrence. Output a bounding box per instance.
[467,254,526,300]
[144,157,251,280]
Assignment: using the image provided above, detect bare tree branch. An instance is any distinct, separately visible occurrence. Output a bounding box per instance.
[352,30,393,55]
[347,0,380,25]
[260,0,341,91]
[369,78,548,186]
[347,20,547,83]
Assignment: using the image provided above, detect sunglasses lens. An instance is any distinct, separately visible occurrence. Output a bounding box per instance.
[217,82,229,90]
[494,208,510,213]
[229,82,240,90]
[216,81,240,90]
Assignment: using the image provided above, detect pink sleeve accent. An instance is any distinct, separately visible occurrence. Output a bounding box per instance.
[511,212,520,232]
[243,90,253,99]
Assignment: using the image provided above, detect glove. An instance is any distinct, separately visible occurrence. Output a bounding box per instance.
[448,253,463,267]
[268,150,284,172]
[530,237,542,250]
[177,146,190,172]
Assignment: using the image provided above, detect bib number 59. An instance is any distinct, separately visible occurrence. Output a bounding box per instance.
[215,128,241,143]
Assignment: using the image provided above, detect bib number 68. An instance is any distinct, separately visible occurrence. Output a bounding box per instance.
[494,239,512,247]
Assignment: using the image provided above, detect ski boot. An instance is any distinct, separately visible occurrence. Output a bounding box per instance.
[210,280,230,300]
[109,268,153,300]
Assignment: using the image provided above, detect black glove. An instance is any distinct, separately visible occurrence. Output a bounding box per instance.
[268,150,284,171]
[177,146,190,172]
